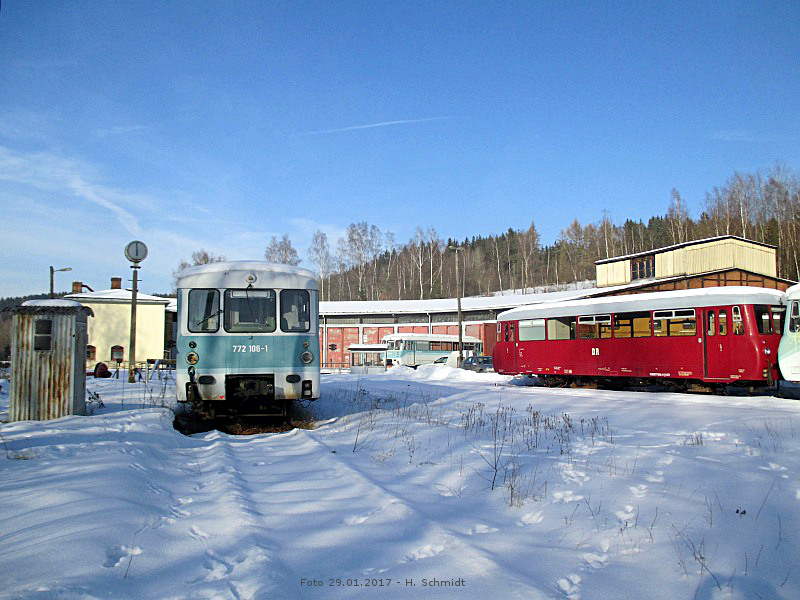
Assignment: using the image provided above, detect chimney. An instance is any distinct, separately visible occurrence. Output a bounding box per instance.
[72,281,83,294]
[111,277,122,290]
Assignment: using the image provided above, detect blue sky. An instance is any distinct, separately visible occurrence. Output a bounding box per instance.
[1,1,798,296]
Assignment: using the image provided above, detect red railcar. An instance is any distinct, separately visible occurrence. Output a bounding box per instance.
[493,287,786,389]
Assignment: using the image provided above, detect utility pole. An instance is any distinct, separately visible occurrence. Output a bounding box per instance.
[449,246,464,367]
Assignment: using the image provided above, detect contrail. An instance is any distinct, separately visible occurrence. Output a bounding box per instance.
[296,116,454,136]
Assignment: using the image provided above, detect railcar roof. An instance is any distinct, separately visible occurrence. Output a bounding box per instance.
[382,333,483,343]
[348,344,389,351]
[787,283,800,300]
[176,261,317,290]
[498,286,786,322]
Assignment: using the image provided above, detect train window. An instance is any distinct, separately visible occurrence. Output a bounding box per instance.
[706,311,715,336]
[754,305,773,335]
[613,314,632,338]
[732,306,745,335]
[718,310,728,335]
[772,306,785,334]
[188,289,220,333]
[404,340,413,351]
[111,345,124,362]
[34,319,52,351]
[790,301,800,333]
[577,315,610,340]
[632,312,651,337]
[417,342,430,351]
[280,290,310,332]
[613,311,651,338]
[224,289,276,333]
[518,319,546,341]
[547,317,575,340]
[653,309,696,337]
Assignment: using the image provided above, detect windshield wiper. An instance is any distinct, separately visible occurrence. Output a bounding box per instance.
[195,308,222,329]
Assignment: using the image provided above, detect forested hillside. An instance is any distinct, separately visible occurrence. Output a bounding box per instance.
[308,165,799,301]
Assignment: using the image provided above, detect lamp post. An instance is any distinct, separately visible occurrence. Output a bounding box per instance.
[124,241,148,383]
[448,246,464,367]
[49,266,72,299]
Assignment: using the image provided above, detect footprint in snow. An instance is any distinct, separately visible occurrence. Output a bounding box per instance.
[128,463,147,473]
[519,511,544,526]
[630,484,648,499]
[646,470,664,483]
[146,483,169,497]
[581,552,609,569]
[402,544,445,562]
[657,455,674,466]
[467,524,498,535]
[103,545,142,568]
[344,514,369,526]
[615,505,636,523]
[552,490,584,503]
[190,526,209,541]
[557,574,581,599]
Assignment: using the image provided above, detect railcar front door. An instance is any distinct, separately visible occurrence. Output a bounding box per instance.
[498,322,518,373]
[703,308,730,379]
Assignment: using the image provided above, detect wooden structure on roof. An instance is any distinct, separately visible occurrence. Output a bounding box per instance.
[594,236,793,295]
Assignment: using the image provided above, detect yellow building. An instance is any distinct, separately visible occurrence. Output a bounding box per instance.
[66,277,170,366]
[595,235,792,293]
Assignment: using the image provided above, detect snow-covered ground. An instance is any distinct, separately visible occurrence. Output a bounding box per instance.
[1,368,799,599]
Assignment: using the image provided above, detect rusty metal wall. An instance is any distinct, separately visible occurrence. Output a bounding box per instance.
[10,313,85,421]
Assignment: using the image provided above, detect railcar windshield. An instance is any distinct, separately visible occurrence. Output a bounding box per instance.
[224,289,276,333]
[790,301,800,333]
[188,289,220,333]
[754,305,774,335]
[280,289,311,332]
[771,306,785,334]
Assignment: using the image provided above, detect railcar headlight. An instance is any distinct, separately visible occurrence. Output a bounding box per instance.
[186,351,199,365]
[765,348,772,355]
[300,351,313,364]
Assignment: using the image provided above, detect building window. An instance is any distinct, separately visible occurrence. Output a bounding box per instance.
[34,319,52,351]
[631,255,654,280]
[111,345,124,362]
[87,345,96,360]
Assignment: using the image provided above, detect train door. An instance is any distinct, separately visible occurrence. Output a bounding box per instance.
[703,308,730,379]
[496,321,518,373]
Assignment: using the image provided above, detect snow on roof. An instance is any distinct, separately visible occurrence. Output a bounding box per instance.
[22,299,84,308]
[320,288,599,316]
[498,286,786,322]
[176,261,317,290]
[165,298,177,312]
[787,283,800,301]
[382,332,483,343]
[65,289,171,304]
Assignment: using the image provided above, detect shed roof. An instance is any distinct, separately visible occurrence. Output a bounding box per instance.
[65,289,171,305]
[594,235,776,265]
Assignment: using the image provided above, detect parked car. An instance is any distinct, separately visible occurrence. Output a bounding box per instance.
[461,355,494,373]
[433,356,449,364]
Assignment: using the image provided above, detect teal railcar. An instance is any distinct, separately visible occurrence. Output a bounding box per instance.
[176,261,319,417]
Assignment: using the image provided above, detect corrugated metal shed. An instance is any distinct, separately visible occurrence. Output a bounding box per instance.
[596,235,778,287]
[3,300,93,421]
